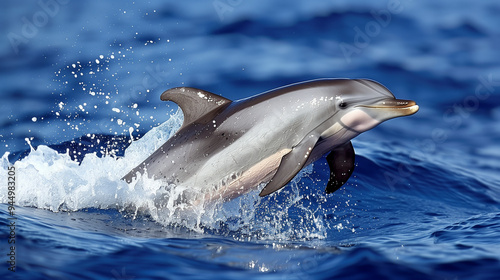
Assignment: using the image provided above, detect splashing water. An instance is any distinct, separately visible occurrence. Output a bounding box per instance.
[1,110,182,219]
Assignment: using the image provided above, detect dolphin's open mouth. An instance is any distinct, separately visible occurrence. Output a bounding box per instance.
[357,98,419,116]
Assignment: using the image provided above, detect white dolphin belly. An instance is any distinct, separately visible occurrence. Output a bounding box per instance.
[187,148,291,205]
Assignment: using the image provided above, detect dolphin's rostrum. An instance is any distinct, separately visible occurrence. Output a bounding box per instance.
[122,79,419,204]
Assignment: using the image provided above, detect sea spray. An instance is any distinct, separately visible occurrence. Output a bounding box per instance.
[0,109,183,213]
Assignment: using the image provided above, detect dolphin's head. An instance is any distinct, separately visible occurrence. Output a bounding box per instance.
[328,79,419,133]
[314,79,418,145]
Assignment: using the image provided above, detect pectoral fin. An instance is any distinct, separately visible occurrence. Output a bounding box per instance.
[325,141,355,194]
[259,135,318,197]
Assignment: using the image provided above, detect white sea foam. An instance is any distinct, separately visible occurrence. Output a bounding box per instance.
[0,110,181,218]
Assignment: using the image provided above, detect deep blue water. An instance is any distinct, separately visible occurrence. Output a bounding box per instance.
[1,0,500,279]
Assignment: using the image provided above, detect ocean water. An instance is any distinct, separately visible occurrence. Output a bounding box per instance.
[1,0,500,279]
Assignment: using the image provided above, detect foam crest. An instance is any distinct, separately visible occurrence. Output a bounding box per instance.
[0,110,182,213]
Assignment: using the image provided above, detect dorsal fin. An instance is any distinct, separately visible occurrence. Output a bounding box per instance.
[160,87,232,128]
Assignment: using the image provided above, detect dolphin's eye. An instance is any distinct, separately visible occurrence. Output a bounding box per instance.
[336,96,347,109]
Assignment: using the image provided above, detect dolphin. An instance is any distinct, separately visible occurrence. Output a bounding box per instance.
[122,79,418,204]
